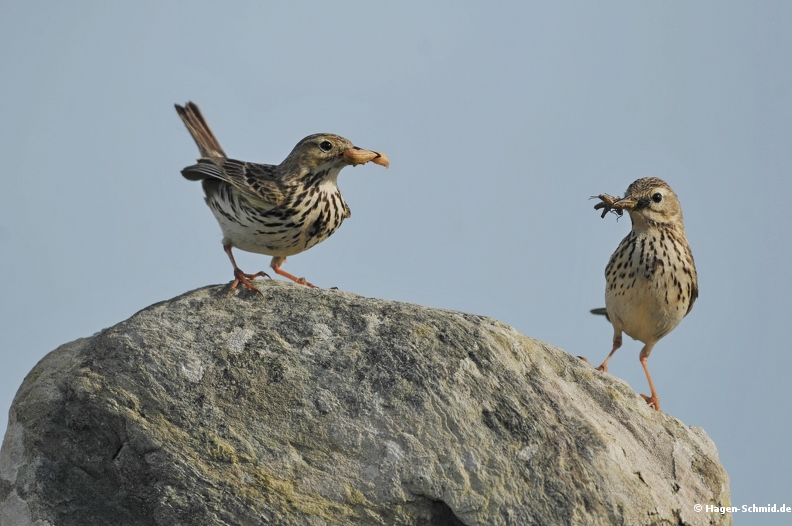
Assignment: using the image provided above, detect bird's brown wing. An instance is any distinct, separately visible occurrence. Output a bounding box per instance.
[687,281,698,316]
[181,159,286,206]
[684,244,699,316]
[685,267,698,316]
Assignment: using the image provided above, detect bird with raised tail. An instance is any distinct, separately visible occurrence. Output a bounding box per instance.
[592,177,698,412]
[175,102,389,293]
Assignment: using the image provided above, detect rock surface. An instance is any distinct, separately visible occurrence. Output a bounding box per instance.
[0,282,730,526]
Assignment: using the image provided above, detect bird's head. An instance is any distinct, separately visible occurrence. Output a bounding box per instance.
[611,177,684,229]
[280,133,388,182]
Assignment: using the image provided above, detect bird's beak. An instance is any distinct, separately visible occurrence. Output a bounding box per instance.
[342,147,390,168]
[611,197,638,211]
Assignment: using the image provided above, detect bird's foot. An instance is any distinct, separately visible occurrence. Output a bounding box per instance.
[577,356,590,364]
[640,393,661,412]
[272,267,317,288]
[596,363,608,373]
[294,276,317,288]
[229,268,270,296]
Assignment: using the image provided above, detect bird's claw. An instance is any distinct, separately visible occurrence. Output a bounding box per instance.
[640,393,661,412]
[295,277,317,289]
[229,268,270,296]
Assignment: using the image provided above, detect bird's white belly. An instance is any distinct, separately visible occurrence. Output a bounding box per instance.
[606,277,685,344]
[207,184,346,258]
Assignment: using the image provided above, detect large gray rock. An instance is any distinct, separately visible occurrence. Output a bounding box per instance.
[0,282,730,525]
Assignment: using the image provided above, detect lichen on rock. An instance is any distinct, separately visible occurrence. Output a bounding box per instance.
[0,282,730,525]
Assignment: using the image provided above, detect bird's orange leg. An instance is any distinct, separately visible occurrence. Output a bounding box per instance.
[639,355,661,411]
[270,256,318,289]
[224,245,269,295]
[269,256,316,288]
[596,338,622,372]
[272,267,317,288]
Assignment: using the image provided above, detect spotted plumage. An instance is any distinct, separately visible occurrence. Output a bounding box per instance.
[175,102,389,292]
[594,177,698,411]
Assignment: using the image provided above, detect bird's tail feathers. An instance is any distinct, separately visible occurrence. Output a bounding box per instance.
[175,102,226,159]
[590,307,611,323]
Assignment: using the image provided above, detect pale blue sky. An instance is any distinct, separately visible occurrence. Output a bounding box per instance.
[1,2,790,521]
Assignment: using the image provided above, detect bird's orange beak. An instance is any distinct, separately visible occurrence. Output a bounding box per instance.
[343,147,389,168]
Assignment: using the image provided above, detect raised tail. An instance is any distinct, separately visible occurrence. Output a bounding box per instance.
[175,102,227,159]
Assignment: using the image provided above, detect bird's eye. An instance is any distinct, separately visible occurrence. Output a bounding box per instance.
[319,140,333,152]
[652,192,663,203]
